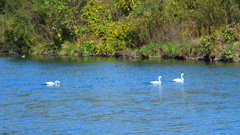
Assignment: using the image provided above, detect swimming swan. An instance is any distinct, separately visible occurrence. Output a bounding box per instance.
[150,76,162,84]
[45,80,61,85]
[172,73,184,82]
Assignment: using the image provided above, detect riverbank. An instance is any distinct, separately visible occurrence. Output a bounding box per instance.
[1,22,239,62]
[1,44,240,62]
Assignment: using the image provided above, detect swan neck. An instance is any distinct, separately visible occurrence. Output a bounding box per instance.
[181,74,184,80]
[158,77,161,83]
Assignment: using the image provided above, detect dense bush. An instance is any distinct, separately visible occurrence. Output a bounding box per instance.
[0,0,239,61]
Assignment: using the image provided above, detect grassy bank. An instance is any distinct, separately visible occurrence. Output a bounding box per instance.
[138,41,240,62]
[138,23,240,61]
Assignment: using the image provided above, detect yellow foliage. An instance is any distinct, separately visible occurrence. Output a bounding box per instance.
[57,33,61,37]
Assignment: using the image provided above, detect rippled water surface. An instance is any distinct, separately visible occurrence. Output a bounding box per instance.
[0,55,240,134]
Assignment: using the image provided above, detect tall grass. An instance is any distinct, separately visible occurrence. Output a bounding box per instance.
[139,44,161,57]
[139,42,197,58]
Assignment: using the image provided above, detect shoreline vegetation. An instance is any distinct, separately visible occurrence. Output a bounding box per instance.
[0,0,240,62]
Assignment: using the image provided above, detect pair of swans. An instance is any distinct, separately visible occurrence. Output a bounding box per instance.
[45,80,61,85]
[150,73,184,84]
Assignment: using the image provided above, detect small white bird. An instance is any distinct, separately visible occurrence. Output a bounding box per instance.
[45,80,61,85]
[150,76,162,84]
[172,73,184,82]
[22,55,25,58]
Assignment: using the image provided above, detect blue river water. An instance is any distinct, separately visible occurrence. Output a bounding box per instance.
[0,55,240,134]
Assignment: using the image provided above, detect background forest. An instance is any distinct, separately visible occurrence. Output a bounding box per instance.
[0,0,239,61]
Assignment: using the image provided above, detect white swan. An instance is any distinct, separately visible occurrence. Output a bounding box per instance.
[150,76,162,84]
[172,73,184,82]
[45,80,61,85]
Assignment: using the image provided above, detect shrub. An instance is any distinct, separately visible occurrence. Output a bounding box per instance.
[139,44,161,57]
[59,41,81,56]
[199,36,215,59]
